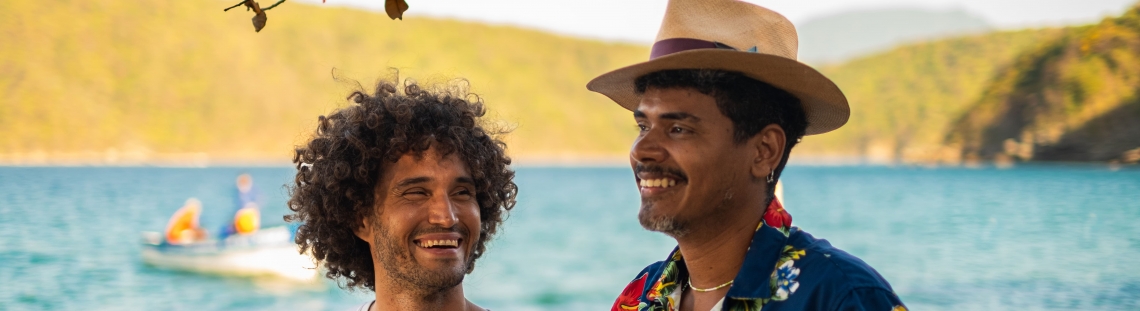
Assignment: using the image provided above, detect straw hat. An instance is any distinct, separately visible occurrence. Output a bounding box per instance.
[586,0,849,135]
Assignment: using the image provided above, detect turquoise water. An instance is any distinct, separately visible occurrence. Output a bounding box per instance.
[1,165,1138,310]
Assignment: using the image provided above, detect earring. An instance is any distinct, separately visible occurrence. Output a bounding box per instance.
[766,170,775,183]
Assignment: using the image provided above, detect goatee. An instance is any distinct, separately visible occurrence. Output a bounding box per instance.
[638,201,690,238]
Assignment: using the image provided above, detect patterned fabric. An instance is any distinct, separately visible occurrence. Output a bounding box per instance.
[611,198,907,311]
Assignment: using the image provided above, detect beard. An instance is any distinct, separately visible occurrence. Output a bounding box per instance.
[638,199,691,238]
[638,187,737,239]
[372,222,471,296]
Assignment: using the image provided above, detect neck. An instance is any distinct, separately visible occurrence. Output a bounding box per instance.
[674,192,767,296]
[371,273,481,311]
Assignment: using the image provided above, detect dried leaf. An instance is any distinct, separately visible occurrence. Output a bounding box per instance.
[385,0,409,20]
[252,10,267,32]
[223,0,275,32]
[245,0,267,32]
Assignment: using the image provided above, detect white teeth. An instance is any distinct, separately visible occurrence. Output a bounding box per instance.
[639,178,678,188]
[419,239,459,248]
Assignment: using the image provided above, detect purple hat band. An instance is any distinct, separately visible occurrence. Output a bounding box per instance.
[649,38,741,59]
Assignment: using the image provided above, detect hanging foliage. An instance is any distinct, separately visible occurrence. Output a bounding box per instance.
[384,0,410,20]
[224,0,409,32]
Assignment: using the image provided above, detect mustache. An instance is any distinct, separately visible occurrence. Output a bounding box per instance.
[410,225,471,239]
[635,163,688,181]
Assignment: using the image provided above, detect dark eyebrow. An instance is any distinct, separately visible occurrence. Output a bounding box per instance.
[633,111,700,122]
[455,176,475,185]
[395,176,432,188]
[661,112,700,122]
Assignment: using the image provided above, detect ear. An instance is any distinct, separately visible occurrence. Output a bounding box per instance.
[353,210,374,242]
[749,124,786,181]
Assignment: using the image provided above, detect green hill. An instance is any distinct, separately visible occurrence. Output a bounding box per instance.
[805,3,1140,165]
[0,0,646,164]
[800,28,1066,162]
[948,3,1140,164]
[4,0,1137,165]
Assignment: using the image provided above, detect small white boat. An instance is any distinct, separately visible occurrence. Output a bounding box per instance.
[140,225,318,281]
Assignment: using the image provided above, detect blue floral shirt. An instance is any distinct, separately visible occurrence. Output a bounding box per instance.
[611,222,907,311]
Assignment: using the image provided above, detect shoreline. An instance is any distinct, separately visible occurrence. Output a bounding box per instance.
[0,152,292,168]
[3,152,1133,169]
[0,153,633,168]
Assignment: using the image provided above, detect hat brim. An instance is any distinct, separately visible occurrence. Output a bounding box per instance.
[586,49,849,135]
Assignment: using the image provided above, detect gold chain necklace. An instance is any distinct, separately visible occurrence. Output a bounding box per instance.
[687,278,734,292]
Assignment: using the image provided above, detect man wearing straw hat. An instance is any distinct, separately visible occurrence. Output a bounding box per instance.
[588,1,906,310]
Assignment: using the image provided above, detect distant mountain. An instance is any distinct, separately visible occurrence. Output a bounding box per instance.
[797,8,991,64]
[948,4,1140,164]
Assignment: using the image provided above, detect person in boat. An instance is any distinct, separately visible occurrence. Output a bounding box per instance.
[221,173,261,238]
[586,1,907,310]
[287,77,517,311]
[164,198,208,244]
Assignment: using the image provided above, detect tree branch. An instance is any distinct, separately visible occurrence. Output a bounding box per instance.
[223,1,246,11]
[262,0,287,11]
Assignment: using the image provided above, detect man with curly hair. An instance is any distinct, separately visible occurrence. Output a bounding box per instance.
[287,79,517,311]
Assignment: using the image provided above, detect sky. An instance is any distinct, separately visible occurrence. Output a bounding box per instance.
[304,0,1139,43]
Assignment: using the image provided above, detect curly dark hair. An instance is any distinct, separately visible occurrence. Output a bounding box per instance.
[286,78,518,291]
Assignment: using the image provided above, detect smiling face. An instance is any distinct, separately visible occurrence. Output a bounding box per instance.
[356,146,481,293]
[632,87,760,237]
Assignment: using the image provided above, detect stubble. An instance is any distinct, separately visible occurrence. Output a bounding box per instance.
[372,221,469,297]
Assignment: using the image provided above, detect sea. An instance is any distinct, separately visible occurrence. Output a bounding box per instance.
[1,165,1138,310]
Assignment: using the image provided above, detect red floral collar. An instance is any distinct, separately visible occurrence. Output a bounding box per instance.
[762,197,792,232]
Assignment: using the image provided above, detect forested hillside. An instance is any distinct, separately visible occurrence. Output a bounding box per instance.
[802,29,1066,162]
[2,0,1136,165]
[948,4,1140,164]
[0,0,645,164]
